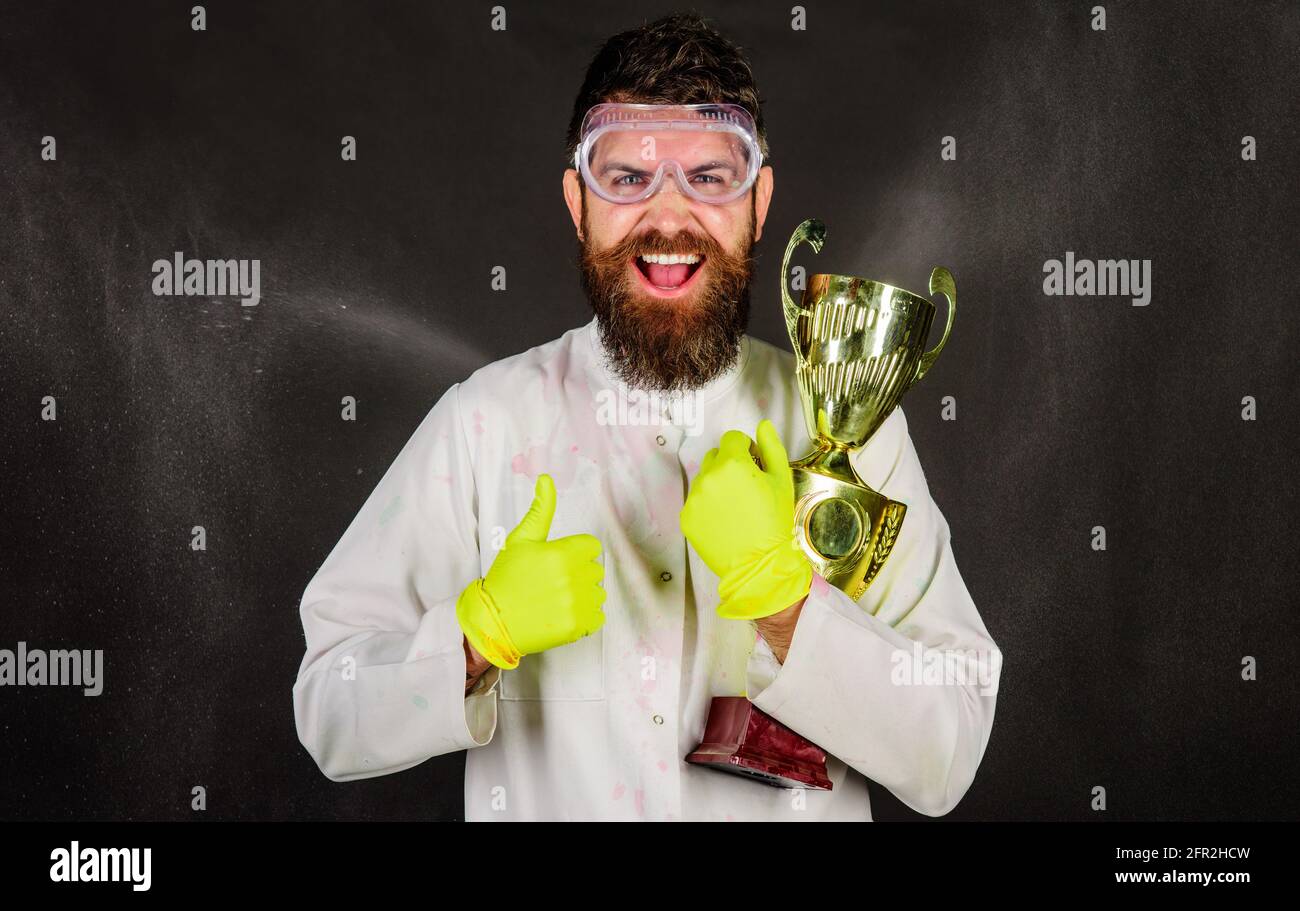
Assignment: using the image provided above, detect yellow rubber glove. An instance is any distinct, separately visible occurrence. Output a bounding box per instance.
[679,419,812,620]
[456,473,606,670]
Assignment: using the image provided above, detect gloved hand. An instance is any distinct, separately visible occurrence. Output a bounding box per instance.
[456,473,606,669]
[679,419,812,620]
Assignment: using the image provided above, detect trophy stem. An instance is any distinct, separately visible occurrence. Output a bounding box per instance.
[790,439,863,488]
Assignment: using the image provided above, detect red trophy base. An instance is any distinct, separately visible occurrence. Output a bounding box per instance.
[685,696,833,790]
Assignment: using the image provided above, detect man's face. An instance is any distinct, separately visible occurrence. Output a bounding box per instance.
[563,161,774,392]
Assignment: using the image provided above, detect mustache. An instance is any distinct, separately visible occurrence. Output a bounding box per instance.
[584,227,740,272]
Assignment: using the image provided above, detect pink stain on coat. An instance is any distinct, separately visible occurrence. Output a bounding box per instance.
[634,789,645,817]
[510,443,580,489]
[645,476,683,539]
[810,572,831,597]
[611,782,625,800]
[622,426,659,469]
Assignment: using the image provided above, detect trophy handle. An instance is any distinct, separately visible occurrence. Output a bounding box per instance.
[780,219,827,359]
[913,266,956,384]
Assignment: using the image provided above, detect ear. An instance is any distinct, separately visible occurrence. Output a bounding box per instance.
[563,169,584,239]
[752,165,774,243]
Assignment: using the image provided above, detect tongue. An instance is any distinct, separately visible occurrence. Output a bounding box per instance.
[647,262,691,288]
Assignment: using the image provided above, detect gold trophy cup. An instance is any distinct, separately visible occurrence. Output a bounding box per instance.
[686,219,956,790]
[780,218,956,599]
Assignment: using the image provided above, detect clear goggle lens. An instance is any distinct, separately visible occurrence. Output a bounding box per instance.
[576,104,761,205]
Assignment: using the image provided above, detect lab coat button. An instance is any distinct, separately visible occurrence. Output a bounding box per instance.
[660,571,672,582]
[656,434,667,447]
[652,714,665,725]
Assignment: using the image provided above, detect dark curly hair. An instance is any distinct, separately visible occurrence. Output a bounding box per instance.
[564,12,770,170]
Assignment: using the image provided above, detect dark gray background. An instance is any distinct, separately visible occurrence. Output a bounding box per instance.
[1,0,1296,820]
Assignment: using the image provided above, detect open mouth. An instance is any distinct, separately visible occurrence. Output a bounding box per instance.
[632,252,706,296]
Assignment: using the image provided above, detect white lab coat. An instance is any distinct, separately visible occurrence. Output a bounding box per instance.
[293,317,1001,820]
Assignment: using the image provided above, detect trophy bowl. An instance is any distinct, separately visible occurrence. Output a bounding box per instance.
[795,275,939,448]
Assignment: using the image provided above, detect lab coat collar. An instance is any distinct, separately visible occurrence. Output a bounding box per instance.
[582,315,752,406]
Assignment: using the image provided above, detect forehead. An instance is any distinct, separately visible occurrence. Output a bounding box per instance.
[588,128,751,159]
[581,102,755,139]
[585,101,746,124]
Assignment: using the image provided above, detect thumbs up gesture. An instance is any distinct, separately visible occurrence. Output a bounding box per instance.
[456,474,607,670]
[680,420,812,620]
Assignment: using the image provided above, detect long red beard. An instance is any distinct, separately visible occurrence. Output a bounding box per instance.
[579,210,756,393]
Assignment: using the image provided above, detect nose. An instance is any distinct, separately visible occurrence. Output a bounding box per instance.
[640,168,698,234]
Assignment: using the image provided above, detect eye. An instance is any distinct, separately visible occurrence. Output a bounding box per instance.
[612,174,647,187]
[691,173,724,185]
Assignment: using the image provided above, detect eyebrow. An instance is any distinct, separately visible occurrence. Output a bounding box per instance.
[595,159,741,177]
[688,160,737,174]
[596,161,652,178]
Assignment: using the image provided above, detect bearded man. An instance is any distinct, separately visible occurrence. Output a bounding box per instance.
[293,12,1000,822]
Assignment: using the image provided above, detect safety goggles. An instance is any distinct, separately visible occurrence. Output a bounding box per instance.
[574,102,763,205]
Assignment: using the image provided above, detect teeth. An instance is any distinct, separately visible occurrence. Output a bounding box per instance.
[639,253,701,265]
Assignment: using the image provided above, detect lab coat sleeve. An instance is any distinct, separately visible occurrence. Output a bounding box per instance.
[292,382,500,782]
[746,406,1001,816]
